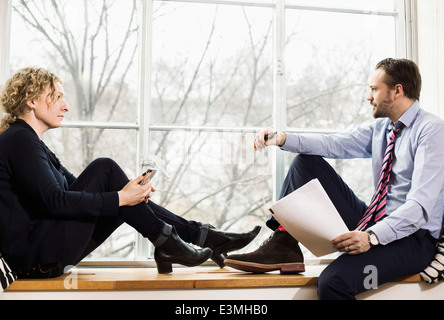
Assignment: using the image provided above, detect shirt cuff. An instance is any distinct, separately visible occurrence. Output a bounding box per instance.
[102,191,120,216]
[367,221,396,245]
[279,132,299,152]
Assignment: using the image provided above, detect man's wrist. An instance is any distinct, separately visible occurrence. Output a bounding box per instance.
[366,230,379,247]
[278,132,287,147]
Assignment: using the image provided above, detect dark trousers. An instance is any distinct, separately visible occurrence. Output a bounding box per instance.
[267,155,436,300]
[62,158,200,268]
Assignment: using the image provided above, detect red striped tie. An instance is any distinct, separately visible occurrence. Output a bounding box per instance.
[356,124,405,231]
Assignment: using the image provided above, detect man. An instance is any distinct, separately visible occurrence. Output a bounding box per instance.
[225,58,444,299]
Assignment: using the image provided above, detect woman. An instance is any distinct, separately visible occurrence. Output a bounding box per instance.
[0,67,260,277]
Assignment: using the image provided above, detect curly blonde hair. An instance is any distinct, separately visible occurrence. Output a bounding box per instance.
[0,67,61,134]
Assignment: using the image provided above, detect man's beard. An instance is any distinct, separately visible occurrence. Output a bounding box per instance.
[372,97,394,119]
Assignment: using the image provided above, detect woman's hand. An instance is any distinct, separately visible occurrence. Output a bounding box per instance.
[118,173,155,207]
[331,231,371,255]
[254,129,286,152]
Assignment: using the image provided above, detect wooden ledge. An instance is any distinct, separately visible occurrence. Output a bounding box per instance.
[6,264,422,292]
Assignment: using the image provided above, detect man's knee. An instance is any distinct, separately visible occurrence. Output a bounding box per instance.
[317,265,357,300]
[290,154,321,168]
[288,154,328,177]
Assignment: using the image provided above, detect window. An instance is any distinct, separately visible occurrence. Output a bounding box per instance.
[417,0,444,119]
[284,1,398,201]
[2,0,406,262]
[283,1,399,258]
[9,0,141,260]
[149,1,274,258]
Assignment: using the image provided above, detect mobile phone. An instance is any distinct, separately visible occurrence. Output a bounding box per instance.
[140,169,157,185]
[264,132,277,141]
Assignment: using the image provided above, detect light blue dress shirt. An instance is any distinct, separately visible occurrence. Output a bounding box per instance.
[281,101,444,245]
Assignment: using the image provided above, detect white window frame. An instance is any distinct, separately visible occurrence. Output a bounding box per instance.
[0,0,11,85]
[0,0,413,262]
[416,0,444,119]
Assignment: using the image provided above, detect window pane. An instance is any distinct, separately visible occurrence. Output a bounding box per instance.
[285,10,397,131]
[283,4,397,260]
[5,0,404,263]
[44,128,138,177]
[44,128,138,260]
[286,0,395,12]
[149,129,271,229]
[151,2,273,128]
[9,0,140,124]
[9,0,140,260]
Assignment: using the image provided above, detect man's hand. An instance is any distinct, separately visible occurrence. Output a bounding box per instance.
[254,129,286,151]
[332,231,371,255]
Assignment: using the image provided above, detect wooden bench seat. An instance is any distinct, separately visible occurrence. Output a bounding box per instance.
[3,262,440,300]
[7,264,324,292]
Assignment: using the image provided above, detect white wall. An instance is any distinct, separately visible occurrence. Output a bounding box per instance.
[0,0,11,85]
[417,0,444,118]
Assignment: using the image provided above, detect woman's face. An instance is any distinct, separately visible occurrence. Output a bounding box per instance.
[30,82,69,131]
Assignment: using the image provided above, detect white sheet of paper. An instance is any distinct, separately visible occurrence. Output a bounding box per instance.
[270,179,349,257]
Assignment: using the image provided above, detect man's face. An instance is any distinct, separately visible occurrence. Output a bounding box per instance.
[367,68,395,119]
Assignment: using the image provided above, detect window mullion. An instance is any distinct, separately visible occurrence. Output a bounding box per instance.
[135,0,154,261]
[272,0,286,202]
[394,0,409,60]
[405,0,418,61]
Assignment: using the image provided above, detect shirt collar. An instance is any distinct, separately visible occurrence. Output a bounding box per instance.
[396,100,420,128]
[387,100,420,131]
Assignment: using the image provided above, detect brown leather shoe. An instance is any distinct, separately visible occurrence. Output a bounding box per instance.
[224,229,305,274]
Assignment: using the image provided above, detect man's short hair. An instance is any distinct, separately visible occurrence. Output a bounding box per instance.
[376,58,422,101]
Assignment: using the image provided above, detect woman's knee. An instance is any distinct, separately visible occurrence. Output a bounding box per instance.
[90,158,128,186]
[89,157,120,171]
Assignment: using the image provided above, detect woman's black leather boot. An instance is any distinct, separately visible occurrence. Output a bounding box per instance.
[196,224,261,268]
[154,224,213,274]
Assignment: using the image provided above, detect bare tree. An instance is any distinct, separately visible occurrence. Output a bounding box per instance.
[12,2,377,258]
[13,0,139,166]
[149,6,275,231]
[149,5,375,235]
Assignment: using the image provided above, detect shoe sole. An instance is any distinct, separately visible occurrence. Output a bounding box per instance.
[224,259,305,274]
